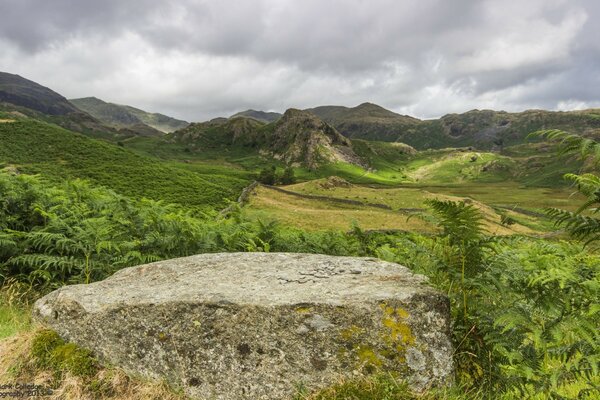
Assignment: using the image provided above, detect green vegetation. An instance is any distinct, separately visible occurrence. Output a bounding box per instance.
[1,168,598,398]
[1,104,599,399]
[295,373,470,399]
[0,117,248,209]
[0,281,31,339]
[531,130,600,244]
[309,103,600,150]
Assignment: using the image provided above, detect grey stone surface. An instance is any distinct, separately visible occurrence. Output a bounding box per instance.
[33,252,453,399]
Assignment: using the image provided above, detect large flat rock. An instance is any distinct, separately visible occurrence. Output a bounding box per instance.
[33,252,453,399]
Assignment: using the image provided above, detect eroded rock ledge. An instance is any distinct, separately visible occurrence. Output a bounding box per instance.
[33,252,453,399]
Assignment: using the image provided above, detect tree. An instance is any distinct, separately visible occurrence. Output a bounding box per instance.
[257,166,276,185]
[280,166,295,185]
[493,137,504,152]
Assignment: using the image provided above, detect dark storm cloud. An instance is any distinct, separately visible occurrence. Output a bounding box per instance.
[0,0,598,121]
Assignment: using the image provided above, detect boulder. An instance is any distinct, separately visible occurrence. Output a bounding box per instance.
[33,252,453,399]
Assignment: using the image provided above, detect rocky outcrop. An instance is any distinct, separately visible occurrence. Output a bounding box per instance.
[34,253,453,400]
[269,109,366,169]
[171,109,367,169]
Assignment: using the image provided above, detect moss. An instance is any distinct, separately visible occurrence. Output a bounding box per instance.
[294,373,420,399]
[30,329,98,378]
[51,343,97,377]
[30,329,65,368]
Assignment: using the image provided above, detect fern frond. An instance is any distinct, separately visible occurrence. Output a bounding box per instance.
[530,130,600,163]
[425,199,485,244]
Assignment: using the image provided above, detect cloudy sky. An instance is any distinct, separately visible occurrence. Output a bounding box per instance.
[1,0,598,121]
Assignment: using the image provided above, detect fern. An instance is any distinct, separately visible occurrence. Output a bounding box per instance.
[530,130,600,244]
[529,129,600,163]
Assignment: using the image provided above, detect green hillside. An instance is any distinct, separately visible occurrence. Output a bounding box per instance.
[306,102,420,142]
[0,114,247,209]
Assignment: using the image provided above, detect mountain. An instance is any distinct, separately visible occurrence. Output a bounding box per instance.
[70,97,188,134]
[306,102,600,150]
[0,71,80,115]
[230,109,282,123]
[431,108,600,148]
[172,109,365,169]
[172,116,266,147]
[0,72,117,137]
[306,102,421,142]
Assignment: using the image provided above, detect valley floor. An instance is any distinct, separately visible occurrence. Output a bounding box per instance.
[243,178,580,234]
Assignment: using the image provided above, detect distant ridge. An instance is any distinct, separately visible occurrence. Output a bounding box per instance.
[0,71,114,136]
[71,97,188,134]
[306,102,600,149]
[305,102,421,142]
[230,109,282,123]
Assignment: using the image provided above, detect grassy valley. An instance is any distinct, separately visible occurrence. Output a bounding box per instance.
[0,73,598,399]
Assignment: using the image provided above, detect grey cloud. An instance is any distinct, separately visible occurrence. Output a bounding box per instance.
[0,0,598,121]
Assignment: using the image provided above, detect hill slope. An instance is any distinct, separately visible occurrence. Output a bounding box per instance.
[71,97,188,134]
[268,108,365,168]
[0,114,246,209]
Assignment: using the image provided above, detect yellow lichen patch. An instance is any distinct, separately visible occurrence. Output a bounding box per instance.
[295,306,313,313]
[340,325,363,341]
[0,119,15,123]
[356,346,383,368]
[380,304,415,348]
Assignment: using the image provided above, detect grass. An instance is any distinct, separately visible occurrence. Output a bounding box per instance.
[0,302,30,339]
[294,373,473,400]
[122,119,585,195]
[243,183,546,234]
[0,284,32,340]
[243,185,435,232]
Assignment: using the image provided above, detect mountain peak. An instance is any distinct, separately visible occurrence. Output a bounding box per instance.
[0,71,80,115]
[230,109,282,123]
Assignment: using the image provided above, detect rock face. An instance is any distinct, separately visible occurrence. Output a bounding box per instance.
[33,252,453,399]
